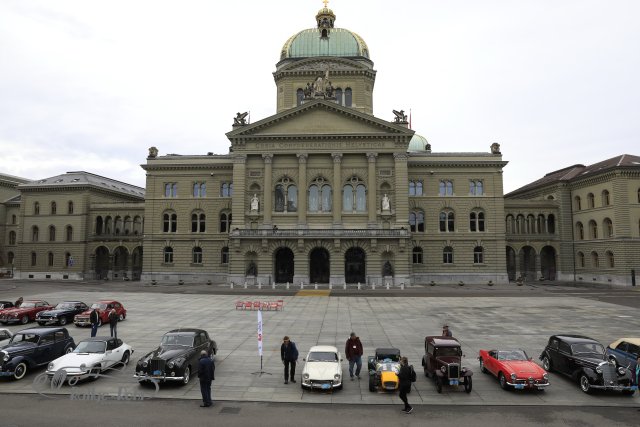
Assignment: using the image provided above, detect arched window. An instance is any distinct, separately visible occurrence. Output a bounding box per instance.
[48,225,56,242]
[547,214,555,234]
[343,176,366,212]
[587,193,595,209]
[165,183,178,198]
[517,214,526,234]
[469,180,483,195]
[32,226,39,242]
[163,212,177,233]
[409,180,423,196]
[34,202,40,215]
[335,88,343,105]
[51,201,57,215]
[591,251,599,268]
[114,216,123,235]
[221,182,233,197]
[191,212,206,232]
[505,215,514,234]
[344,88,352,107]
[124,216,132,234]
[163,247,174,264]
[31,252,37,266]
[8,231,16,245]
[219,212,232,233]
[409,211,425,232]
[470,211,485,232]
[296,88,304,106]
[193,182,206,198]
[48,252,54,267]
[439,211,455,232]
[275,177,297,212]
[577,251,585,268]
[603,218,613,238]
[192,247,203,264]
[473,246,484,264]
[606,251,614,268]
[576,222,584,240]
[133,216,143,235]
[221,247,229,264]
[105,216,113,234]
[412,247,423,264]
[68,201,74,214]
[439,180,454,196]
[8,252,14,264]
[308,177,332,212]
[602,190,610,206]
[589,220,598,239]
[443,246,454,264]
[66,226,73,242]
[96,216,103,235]
[574,196,581,211]
[65,252,72,268]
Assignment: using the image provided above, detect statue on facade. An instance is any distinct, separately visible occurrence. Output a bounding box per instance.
[491,142,501,155]
[383,261,394,277]
[234,112,248,126]
[313,75,324,94]
[392,109,407,123]
[251,194,259,211]
[148,146,158,158]
[246,261,257,276]
[325,81,334,98]
[304,82,314,98]
[382,194,391,211]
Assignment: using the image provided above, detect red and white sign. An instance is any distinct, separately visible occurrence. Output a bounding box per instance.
[257,309,263,356]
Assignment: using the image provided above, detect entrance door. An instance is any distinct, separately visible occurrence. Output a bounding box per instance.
[309,248,330,283]
[274,248,294,283]
[540,246,557,280]
[344,247,366,284]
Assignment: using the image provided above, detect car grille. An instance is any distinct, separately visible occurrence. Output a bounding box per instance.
[383,381,396,389]
[448,363,460,379]
[150,358,165,374]
[601,364,616,385]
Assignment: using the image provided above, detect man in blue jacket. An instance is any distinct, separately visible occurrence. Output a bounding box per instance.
[198,350,215,407]
[280,336,298,384]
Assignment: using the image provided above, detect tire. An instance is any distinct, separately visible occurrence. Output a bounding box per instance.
[181,366,191,385]
[121,351,130,365]
[579,374,592,394]
[479,358,488,374]
[89,366,101,381]
[13,362,28,380]
[542,355,552,372]
[368,374,376,392]
[64,345,74,354]
[119,313,125,321]
[464,375,472,393]
[498,372,509,390]
[435,376,443,393]
[20,315,29,325]
[59,317,67,326]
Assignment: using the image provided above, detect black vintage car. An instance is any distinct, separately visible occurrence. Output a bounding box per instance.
[0,327,75,380]
[36,301,88,326]
[0,301,14,310]
[134,328,217,386]
[540,335,635,395]
[422,336,473,393]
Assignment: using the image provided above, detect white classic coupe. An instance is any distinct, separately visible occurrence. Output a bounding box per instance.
[301,345,343,391]
[46,336,133,382]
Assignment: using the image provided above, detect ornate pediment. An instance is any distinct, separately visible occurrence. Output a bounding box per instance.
[280,58,366,73]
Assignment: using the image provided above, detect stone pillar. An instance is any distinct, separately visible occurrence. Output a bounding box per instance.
[332,153,342,226]
[262,154,273,225]
[393,153,409,228]
[232,154,247,229]
[297,153,308,226]
[367,152,377,225]
[108,253,114,281]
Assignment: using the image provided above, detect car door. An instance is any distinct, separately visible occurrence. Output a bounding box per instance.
[105,338,123,368]
[556,341,573,375]
[485,350,499,376]
[34,333,56,365]
[426,342,436,372]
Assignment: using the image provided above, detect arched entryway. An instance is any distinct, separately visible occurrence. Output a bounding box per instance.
[95,246,109,280]
[506,246,517,281]
[113,246,129,280]
[274,247,294,283]
[345,247,366,284]
[309,248,330,283]
[519,246,536,281]
[540,246,557,280]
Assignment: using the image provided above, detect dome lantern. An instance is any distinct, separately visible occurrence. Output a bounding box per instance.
[316,1,336,38]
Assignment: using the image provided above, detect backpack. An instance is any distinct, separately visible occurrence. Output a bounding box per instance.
[410,365,417,382]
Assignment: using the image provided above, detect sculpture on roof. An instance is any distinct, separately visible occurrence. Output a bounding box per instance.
[234,112,249,126]
[491,142,501,155]
[392,110,407,123]
[148,146,158,158]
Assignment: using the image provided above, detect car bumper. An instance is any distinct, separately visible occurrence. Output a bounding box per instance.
[133,373,185,382]
[46,370,92,381]
[74,320,91,326]
[506,380,550,389]
[0,319,21,324]
[37,318,59,325]
[589,384,636,391]
[302,380,342,390]
[0,370,15,377]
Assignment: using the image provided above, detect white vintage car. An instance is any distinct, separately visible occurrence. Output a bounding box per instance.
[301,345,343,391]
[46,336,133,382]
[0,329,12,347]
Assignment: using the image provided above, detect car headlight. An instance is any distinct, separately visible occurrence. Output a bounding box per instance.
[618,367,626,375]
[334,374,341,380]
[303,373,309,380]
[440,366,446,373]
[48,363,54,370]
[80,364,86,370]
[511,373,517,380]
[142,361,148,368]
[167,361,174,369]
[2,352,9,362]
[543,373,549,380]
[596,367,602,374]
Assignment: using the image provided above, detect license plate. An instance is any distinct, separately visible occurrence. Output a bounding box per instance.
[153,370,162,375]
[514,384,525,389]
[321,383,330,390]
[449,379,459,385]
[0,372,13,377]
[631,386,638,391]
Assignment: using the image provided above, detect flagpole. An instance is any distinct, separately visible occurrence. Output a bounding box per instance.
[252,308,271,376]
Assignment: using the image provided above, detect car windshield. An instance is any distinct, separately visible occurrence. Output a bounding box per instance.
[435,347,461,357]
[161,334,193,347]
[18,302,36,309]
[307,351,338,362]
[9,333,39,344]
[571,342,605,356]
[91,303,108,310]
[55,303,75,310]
[74,341,106,353]
[497,350,528,361]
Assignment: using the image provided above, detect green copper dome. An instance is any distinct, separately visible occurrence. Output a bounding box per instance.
[281,28,370,60]
[408,134,431,152]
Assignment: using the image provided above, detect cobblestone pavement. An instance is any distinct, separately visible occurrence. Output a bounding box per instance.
[1,280,639,407]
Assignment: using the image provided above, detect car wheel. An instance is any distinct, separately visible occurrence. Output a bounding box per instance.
[59,317,67,326]
[119,313,125,321]
[89,366,101,381]
[368,374,376,392]
[64,344,74,354]
[182,366,190,385]
[498,372,508,390]
[13,362,28,380]
[579,374,592,394]
[435,376,443,393]
[542,355,552,372]
[121,351,130,365]
[20,315,29,325]
[464,376,472,393]
[479,358,488,374]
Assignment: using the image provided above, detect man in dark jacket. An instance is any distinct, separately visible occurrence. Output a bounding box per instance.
[108,309,118,339]
[280,336,298,384]
[198,350,215,407]
[398,357,413,414]
[89,309,100,337]
[345,332,363,380]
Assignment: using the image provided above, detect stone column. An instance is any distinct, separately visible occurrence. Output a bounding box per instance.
[108,253,114,281]
[232,154,247,229]
[367,152,377,225]
[332,153,342,226]
[393,153,409,228]
[297,153,308,227]
[262,154,273,225]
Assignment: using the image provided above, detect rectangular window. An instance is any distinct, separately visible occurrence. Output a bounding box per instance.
[193,182,206,198]
[165,183,178,198]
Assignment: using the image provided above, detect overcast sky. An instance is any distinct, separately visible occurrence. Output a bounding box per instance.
[1,0,638,193]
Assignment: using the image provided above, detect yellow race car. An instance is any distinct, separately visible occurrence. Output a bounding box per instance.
[368,347,402,392]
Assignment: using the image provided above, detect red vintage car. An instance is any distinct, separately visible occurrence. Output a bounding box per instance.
[0,300,53,325]
[478,349,549,390]
[74,300,127,327]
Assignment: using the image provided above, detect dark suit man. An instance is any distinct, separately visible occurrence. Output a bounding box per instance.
[198,350,215,407]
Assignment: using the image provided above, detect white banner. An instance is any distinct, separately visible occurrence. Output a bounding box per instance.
[257,309,263,356]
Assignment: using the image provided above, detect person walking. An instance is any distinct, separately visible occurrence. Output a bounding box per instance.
[280,336,298,384]
[14,297,23,308]
[398,356,413,414]
[345,332,363,380]
[89,308,100,337]
[442,324,452,337]
[108,309,118,339]
[198,350,215,407]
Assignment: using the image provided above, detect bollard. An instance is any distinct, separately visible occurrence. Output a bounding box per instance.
[206,280,212,286]
[244,281,248,289]
[386,282,390,290]
[329,283,332,290]
[258,281,262,290]
[178,279,184,286]
[357,282,361,290]
[272,282,276,289]
[286,282,290,290]
[343,282,347,290]
[300,282,304,289]
[372,283,375,290]
[400,282,405,290]
[314,282,318,290]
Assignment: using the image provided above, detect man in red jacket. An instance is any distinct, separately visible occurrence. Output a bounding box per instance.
[345,332,363,380]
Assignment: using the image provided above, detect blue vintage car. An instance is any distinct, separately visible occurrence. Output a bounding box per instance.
[606,338,640,372]
[0,327,75,380]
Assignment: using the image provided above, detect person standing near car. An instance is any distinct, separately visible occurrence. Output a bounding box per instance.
[14,297,23,308]
[89,308,99,337]
[442,324,452,337]
[345,332,363,380]
[280,336,298,384]
[398,356,413,414]
[108,308,118,339]
[198,350,215,407]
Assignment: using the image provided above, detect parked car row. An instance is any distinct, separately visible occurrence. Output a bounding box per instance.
[0,299,126,327]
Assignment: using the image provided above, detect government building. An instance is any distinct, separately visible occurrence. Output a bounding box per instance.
[1,5,638,287]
